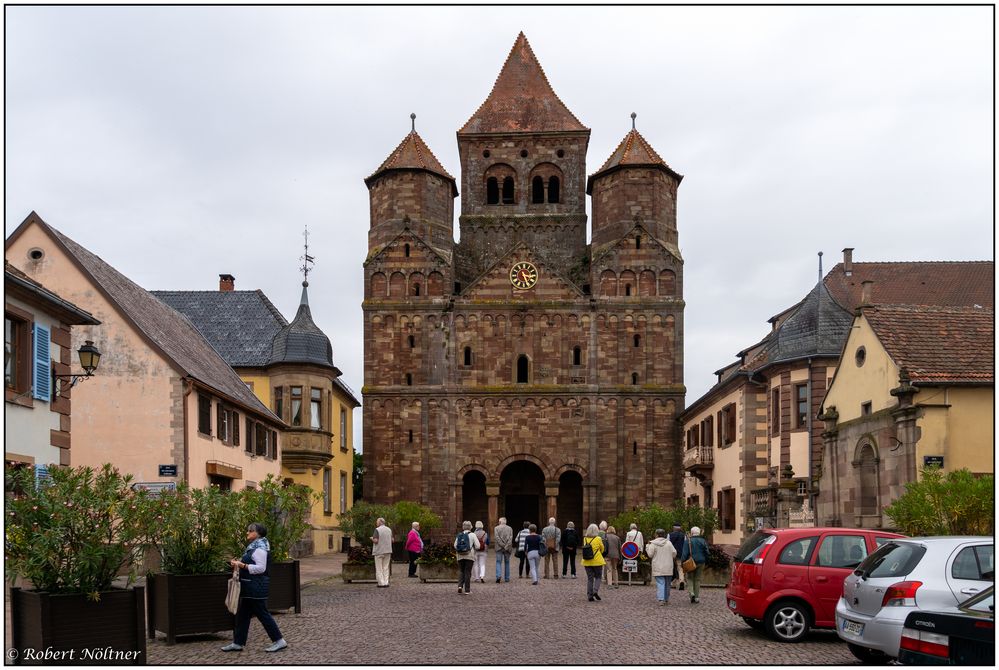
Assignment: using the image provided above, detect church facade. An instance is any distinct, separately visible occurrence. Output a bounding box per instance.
[362,34,686,533]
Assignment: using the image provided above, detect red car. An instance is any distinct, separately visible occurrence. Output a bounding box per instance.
[726,527,905,642]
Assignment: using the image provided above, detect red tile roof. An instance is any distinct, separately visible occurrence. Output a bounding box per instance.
[365,130,456,191]
[824,261,994,312]
[458,32,587,135]
[587,128,682,192]
[865,305,994,384]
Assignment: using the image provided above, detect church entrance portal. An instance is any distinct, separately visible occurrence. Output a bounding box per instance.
[500,461,545,531]
[557,471,583,531]
[462,470,488,529]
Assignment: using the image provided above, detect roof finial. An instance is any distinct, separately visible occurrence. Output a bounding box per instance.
[300,226,315,289]
[410,112,416,133]
[631,112,637,130]
[818,251,824,282]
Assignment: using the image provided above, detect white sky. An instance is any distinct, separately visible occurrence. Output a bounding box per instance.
[5,6,993,451]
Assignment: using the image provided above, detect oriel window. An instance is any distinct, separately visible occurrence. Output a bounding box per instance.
[291,386,303,426]
[273,387,284,421]
[311,388,322,430]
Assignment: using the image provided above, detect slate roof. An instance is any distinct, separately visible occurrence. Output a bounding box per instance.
[269,284,336,368]
[824,261,994,312]
[364,130,458,195]
[762,281,854,365]
[152,290,287,367]
[865,305,994,385]
[587,128,682,193]
[458,32,588,135]
[35,220,277,421]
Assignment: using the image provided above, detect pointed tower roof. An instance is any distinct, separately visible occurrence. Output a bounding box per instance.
[587,124,683,193]
[268,282,337,369]
[458,32,588,135]
[364,128,458,195]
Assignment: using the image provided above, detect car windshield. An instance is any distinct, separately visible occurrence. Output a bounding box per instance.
[735,531,772,563]
[856,541,926,579]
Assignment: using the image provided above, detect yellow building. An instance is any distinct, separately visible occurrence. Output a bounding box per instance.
[155,275,360,555]
[818,295,994,529]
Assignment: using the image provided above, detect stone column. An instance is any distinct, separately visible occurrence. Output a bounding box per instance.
[544,481,560,523]
[486,482,500,530]
[583,483,599,526]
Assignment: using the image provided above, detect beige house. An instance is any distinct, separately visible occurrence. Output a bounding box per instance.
[5,261,100,473]
[681,249,993,548]
[6,213,284,490]
[818,297,994,528]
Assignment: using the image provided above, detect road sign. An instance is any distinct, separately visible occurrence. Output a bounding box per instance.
[622,559,638,573]
[621,541,640,560]
[132,482,177,496]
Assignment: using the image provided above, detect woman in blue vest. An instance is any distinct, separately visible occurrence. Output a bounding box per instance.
[221,523,288,653]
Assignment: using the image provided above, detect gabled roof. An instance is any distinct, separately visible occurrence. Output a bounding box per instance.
[865,305,994,385]
[11,214,278,423]
[458,32,588,135]
[459,239,585,299]
[589,220,680,270]
[824,261,994,312]
[5,261,100,326]
[152,289,287,367]
[364,130,457,195]
[587,128,682,192]
[363,225,452,268]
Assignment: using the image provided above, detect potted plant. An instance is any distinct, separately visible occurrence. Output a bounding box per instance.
[415,542,461,582]
[145,483,240,645]
[340,546,377,583]
[702,544,733,587]
[237,475,313,613]
[6,464,150,665]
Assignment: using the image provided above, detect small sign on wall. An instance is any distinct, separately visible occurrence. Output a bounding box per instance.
[924,456,944,468]
[159,464,178,477]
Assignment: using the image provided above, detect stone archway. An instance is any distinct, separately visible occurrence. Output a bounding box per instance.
[500,460,546,532]
[557,470,583,531]
[462,470,488,528]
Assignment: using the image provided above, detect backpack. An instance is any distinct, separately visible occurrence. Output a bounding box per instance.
[455,531,470,553]
[581,538,595,561]
[475,530,488,549]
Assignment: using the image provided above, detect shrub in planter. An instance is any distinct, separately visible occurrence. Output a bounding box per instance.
[341,546,378,583]
[145,484,242,644]
[415,542,460,582]
[336,501,394,548]
[237,475,314,612]
[609,502,719,542]
[5,464,150,664]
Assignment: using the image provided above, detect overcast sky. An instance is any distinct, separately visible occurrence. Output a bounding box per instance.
[5,6,993,449]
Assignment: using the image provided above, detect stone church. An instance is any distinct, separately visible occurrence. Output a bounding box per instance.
[362,33,685,533]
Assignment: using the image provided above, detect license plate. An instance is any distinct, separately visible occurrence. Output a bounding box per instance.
[728,599,737,610]
[842,619,864,636]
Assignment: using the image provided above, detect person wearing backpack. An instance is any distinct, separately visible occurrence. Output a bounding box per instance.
[561,521,579,578]
[514,521,531,579]
[667,522,687,590]
[454,520,480,594]
[581,523,605,602]
[473,521,489,583]
[540,518,561,580]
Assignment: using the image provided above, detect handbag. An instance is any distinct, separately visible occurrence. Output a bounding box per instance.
[538,540,548,557]
[225,566,241,615]
[681,535,697,573]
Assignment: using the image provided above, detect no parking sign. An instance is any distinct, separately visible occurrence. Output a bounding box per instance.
[621,541,640,560]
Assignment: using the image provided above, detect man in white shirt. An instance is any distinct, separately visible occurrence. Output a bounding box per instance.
[625,523,645,553]
[371,517,394,587]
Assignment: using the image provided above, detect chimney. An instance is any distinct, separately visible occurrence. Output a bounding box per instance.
[842,248,854,276]
[861,280,873,306]
[219,274,235,292]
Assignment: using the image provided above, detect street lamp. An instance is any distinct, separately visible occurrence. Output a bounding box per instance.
[54,340,102,390]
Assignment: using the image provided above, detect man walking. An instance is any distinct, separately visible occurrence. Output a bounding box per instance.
[371,517,393,588]
[493,516,513,583]
[667,522,686,590]
[541,518,561,579]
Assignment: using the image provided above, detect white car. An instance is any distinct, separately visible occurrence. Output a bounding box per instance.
[836,536,994,663]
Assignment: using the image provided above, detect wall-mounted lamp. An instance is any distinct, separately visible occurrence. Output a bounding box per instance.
[54,340,102,390]
[889,437,904,451]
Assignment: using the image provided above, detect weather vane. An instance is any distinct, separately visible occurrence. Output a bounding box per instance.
[300,226,315,286]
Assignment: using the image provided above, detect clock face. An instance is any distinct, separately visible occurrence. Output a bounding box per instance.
[509,261,538,290]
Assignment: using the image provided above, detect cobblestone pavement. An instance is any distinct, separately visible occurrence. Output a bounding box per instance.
[148,571,859,665]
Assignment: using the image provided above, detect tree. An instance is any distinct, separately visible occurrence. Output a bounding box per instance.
[352,449,364,502]
[884,467,993,536]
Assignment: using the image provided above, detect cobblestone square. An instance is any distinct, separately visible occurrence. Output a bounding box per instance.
[147,568,858,665]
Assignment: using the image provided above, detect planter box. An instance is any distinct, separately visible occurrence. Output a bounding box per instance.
[146,572,233,645]
[10,586,146,665]
[417,563,460,582]
[266,560,301,613]
[616,562,652,585]
[700,566,731,587]
[341,563,378,583]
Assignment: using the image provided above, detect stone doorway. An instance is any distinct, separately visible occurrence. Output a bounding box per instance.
[462,470,488,529]
[557,471,583,530]
[500,460,545,531]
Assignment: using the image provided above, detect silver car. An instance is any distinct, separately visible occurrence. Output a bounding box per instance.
[836,536,994,663]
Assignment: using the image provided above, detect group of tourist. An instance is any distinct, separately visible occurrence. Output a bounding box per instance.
[397,516,710,603]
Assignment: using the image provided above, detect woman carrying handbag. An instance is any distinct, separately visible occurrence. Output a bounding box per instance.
[221,523,288,653]
[679,526,709,604]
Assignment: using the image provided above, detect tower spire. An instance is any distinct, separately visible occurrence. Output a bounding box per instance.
[631,111,636,130]
[300,226,315,304]
[818,251,824,283]
[411,112,416,132]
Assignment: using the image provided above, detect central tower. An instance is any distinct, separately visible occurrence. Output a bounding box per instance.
[362,33,685,534]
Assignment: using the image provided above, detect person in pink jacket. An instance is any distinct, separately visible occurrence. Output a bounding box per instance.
[405,522,424,578]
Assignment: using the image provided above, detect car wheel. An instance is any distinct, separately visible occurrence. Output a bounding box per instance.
[764,601,810,642]
[742,616,764,631]
[846,643,891,664]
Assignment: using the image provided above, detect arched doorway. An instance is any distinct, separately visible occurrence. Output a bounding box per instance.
[557,471,583,531]
[462,470,488,529]
[500,460,545,531]
[857,443,879,516]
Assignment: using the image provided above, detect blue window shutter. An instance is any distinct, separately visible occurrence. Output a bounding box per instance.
[32,324,51,401]
[34,464,50,489]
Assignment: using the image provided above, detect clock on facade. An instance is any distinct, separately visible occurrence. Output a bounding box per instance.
[509,261,538,289]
